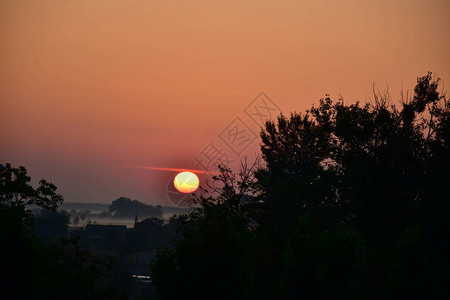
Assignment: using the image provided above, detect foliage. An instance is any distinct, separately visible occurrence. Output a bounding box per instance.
[0,163,63,211]
[150,72,450,299]
[151,162,257,300]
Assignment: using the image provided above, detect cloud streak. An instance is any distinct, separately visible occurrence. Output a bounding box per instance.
[122,165,216,175]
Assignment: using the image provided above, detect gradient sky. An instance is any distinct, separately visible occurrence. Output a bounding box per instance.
[1,0,449,205]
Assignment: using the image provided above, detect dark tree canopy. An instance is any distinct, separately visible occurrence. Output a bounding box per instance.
[0,163,63,210]
[151,73,450,299]
[109,196,163,219]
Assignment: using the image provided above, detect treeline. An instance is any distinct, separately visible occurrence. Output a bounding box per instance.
[61,198,164,225]
[105,197,163,219]
[73,197,163,223]
[150,73,450,299]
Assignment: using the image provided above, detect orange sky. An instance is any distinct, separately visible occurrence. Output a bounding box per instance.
[1,0,449,205]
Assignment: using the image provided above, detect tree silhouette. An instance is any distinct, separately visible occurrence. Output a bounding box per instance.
[255,72,449,297]
[151,163,257,300]
[150,73,450,299]
[0,163,63,211]
[0,163,131,299]
[109,197,163,219]
[1,163,65,298]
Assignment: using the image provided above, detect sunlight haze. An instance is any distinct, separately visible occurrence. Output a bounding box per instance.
[1,0,449,205]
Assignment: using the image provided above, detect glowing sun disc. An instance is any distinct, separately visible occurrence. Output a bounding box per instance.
[174,171,200,193]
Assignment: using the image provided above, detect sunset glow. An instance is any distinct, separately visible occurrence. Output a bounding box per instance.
[1,0,448,205]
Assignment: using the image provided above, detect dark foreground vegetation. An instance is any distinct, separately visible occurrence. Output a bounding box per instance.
[0,166,180,299]
[1,73,449,299]
[150,73,450,299]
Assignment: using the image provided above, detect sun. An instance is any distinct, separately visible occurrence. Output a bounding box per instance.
[173,171,200,193]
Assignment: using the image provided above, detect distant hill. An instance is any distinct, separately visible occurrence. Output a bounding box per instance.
[59,200,190,218]
[59,202,109,213]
